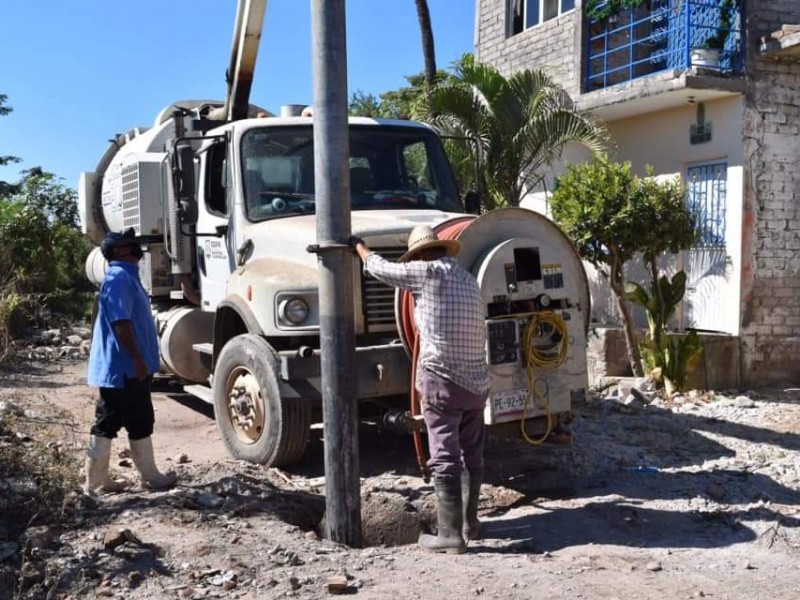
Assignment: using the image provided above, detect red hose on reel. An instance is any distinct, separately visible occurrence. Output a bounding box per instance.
[398,217,475,481]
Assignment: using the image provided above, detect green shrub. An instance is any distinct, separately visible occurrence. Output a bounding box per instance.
[625,271,704,392]
[551,155,697,379]
[0,171,92,351]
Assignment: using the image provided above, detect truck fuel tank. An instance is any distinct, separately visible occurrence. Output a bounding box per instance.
[156,305,215,384]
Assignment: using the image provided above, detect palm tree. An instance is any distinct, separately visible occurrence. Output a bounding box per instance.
[425,55,608,210]
[414,0,437,117]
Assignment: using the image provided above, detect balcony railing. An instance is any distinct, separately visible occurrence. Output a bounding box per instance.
[585,0,743,92]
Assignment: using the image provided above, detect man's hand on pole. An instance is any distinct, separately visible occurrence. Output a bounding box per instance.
[347,236,370,261]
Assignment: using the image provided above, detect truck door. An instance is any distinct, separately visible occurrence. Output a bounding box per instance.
[196,140,234,311]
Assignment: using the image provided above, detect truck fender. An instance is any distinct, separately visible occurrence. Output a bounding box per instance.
[213,295,264,367]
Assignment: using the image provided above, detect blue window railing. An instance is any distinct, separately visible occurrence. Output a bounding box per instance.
[585,0,743,92]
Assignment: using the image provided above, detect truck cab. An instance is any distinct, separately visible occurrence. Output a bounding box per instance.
[195,111,475,465]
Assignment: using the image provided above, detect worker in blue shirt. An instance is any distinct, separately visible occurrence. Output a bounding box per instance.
[84,228,176,494]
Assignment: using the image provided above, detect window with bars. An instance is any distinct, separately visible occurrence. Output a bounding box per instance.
[687,162,727,247]
[508,0,575,35]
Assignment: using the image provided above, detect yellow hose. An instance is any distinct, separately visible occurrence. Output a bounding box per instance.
[519,311,569,445]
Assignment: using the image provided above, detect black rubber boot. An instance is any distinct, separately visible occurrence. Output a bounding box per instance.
[418,475,467,554]
[462,467,484,541]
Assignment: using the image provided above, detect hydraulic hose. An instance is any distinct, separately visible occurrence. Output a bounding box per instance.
[398,217,474,481]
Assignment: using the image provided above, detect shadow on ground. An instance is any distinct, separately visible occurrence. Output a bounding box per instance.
[477,500,800,554]
[0,362,79,390]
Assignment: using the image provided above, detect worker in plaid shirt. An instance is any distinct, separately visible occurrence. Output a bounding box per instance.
[350,225,489,555]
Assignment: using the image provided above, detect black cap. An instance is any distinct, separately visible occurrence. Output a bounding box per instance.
[100,227,136,260]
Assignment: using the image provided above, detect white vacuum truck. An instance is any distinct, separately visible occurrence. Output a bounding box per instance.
[78,0,591,467]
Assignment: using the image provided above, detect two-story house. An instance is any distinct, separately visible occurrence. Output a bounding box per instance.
[475,0,800,387]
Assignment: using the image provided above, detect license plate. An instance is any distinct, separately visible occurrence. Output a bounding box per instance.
[491,389,529,416]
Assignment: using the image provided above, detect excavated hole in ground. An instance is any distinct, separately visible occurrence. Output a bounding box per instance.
[317,491,436,547]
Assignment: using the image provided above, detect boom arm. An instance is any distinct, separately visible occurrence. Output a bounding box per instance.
[211,0,269,121]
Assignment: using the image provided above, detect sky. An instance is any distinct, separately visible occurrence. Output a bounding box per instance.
[0,0,475,189]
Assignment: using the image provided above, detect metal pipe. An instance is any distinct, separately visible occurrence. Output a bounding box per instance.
[311,0,361,548]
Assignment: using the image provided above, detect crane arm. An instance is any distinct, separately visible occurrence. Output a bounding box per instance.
[211,0,269,121]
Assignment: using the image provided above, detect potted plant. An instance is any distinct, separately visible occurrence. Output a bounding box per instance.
[691,0,735,68]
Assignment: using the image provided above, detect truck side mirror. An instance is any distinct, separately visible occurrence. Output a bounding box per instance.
[175,144,199,226]
[180,199,198,226]
[463,190,481,214]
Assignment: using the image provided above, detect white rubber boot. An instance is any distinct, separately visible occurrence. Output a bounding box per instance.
[129,437,177,490]
[83,435,128,496]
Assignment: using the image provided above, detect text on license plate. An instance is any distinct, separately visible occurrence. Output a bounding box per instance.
[491,389,528,416]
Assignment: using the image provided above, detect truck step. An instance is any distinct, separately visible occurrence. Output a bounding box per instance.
[184,384,214,404]
[193,343,213,356]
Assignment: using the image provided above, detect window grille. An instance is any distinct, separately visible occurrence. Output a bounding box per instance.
[687,162,727,247]
[585,0,743,92]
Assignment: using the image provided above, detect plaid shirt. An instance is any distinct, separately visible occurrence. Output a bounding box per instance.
[364,253,490,395]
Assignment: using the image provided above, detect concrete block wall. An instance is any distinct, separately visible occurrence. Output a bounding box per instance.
[740,0,800,386]
[475,0,580,97]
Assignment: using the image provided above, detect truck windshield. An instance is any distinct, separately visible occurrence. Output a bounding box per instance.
[241,125,463,221]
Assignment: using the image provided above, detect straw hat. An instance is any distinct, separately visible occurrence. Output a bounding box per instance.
[398,225,462,263]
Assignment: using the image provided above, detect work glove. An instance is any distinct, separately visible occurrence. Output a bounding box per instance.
[347,235,365,251]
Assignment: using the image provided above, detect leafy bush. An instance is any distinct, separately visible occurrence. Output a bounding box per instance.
[0,263,26,363]
[551,155,697,377]
[661,330,704,394]
[626,271,704,392]
[625,270,687,343]
[0,170,92,351]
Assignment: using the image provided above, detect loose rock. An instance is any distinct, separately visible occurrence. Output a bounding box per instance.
[326,575,348,594]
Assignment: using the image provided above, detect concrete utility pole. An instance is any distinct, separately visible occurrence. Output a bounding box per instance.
[310,0,362,547]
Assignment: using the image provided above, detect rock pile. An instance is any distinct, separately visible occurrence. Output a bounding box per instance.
[11,325,92,362]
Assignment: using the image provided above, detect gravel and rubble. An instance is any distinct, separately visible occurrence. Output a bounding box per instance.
[1,352,800,599]
[4,323,93,363]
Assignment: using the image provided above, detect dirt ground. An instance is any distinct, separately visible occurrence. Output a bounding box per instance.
[2,357,800,600]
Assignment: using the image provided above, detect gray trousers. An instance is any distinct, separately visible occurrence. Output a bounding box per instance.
[420,370,487,477]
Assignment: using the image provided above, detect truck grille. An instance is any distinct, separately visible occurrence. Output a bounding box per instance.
[362,246,405,332]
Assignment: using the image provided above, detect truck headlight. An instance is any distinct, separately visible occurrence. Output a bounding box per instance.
[279,297,309,325]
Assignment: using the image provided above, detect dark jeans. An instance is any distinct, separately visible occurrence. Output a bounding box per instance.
[421,370,487,477]
[90,376,155,440]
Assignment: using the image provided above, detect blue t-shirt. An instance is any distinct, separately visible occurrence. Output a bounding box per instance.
[87,262,160,388]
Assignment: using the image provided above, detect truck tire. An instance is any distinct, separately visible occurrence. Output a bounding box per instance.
[213,334,310,466]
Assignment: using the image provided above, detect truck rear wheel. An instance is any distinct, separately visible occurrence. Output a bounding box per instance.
[213,334,310,466]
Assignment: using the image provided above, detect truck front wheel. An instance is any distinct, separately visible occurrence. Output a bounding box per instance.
[213,334,310,466]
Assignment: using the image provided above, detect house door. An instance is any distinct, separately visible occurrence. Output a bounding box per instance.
[682,161,730,332]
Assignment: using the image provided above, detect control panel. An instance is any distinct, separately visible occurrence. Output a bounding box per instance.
[487,319,518,365]
[473,237,588,425]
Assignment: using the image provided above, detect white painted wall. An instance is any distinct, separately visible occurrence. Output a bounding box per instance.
[521,96,745,333]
